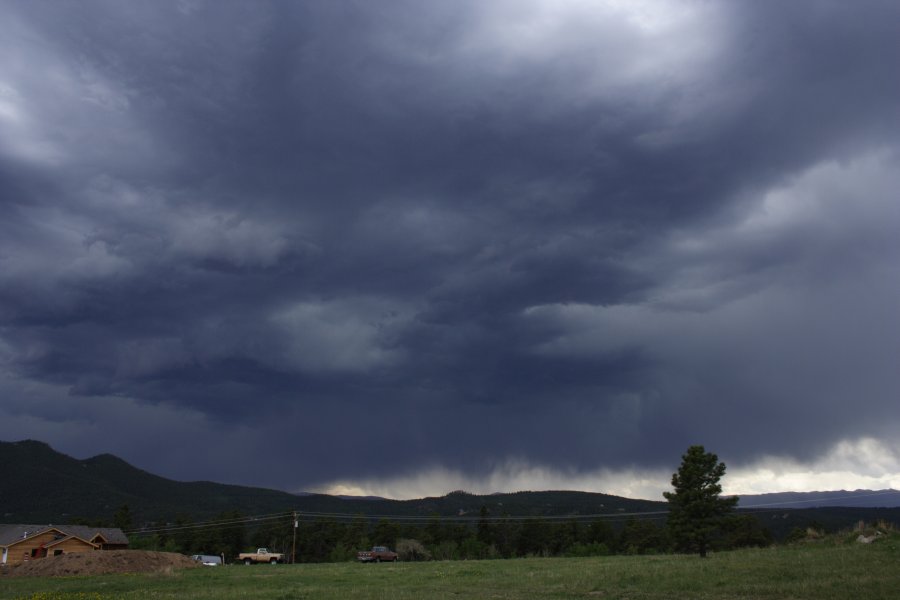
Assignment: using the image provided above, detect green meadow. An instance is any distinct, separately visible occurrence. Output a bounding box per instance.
[2,534,899,600]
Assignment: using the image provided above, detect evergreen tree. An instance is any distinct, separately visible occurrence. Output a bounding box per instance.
[721,514,773,549]
[372,518,400,549]
[342,515,370,552]
[585,519,616,550]
[663,445,738,557]
[492,513,518,558]
[214,510,247,560]
[113,504,133,531]
[619,518,668,555]
[517,519,551,556]
[423,513,443,546]
[477,505,493,545]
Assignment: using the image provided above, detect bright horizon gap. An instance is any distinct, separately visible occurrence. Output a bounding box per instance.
[308,438,900,501]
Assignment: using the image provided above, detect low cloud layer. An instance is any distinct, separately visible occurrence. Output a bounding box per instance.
[315,438,900,501]
[1,0,899,497]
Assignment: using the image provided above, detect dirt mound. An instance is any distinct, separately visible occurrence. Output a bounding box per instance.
[4,550,201,577]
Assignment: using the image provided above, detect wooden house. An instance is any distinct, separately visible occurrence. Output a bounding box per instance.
[0,524,128,567]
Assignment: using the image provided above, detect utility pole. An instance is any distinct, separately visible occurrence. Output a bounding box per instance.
[292,511,298,564]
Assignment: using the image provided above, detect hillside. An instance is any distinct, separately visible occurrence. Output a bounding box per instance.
[0,440,664,524]
[0,440,303,523]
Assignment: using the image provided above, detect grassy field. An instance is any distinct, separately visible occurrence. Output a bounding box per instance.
[2,534,898,600]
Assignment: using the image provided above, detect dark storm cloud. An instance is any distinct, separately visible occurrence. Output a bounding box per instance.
[1,0,899,493]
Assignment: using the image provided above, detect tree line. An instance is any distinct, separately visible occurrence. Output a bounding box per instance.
[123,510,771,563]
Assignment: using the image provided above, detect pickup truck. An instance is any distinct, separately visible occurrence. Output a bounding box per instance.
[238,548,284,564]
[357,546,399,563]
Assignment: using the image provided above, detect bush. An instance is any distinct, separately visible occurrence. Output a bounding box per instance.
[786,526,824,544]
[458,537,489,560]
[328,544,357,562]
[397,539,431,561]
[430,540,459,561]
[721,515,773,549]
[564,542,610,557]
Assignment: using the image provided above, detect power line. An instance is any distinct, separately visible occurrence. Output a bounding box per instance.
[126,508,672,536]
[127,511,293,536]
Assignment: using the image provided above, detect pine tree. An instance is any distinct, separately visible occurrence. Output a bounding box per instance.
[477,505,493,545]
[663,445,738,557]
[113,504,133,531]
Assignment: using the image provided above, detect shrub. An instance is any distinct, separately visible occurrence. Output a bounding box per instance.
[430,540,459,561]
[564,542,610,557]
[397,539,431,562]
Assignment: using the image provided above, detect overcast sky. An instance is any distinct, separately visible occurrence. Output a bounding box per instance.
[1,0,899,500]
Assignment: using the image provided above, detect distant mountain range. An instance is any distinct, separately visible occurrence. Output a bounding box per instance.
[2,439,899,535]
[735,489,900,509]
[0,440,663,523]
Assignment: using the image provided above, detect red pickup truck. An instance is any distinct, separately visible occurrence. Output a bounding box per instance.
[357,546,399,562]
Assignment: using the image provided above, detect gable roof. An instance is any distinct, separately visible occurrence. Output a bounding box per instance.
[45,535,99,549]
[64,526,129,545]
[0,524,128,547]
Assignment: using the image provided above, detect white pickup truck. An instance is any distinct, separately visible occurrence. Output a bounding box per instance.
[238,548,284,564]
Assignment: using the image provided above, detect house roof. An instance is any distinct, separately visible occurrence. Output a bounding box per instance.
[64,526,129,545]
[45,535,99,549]
[0,524,55,547]
[0,524,128,548]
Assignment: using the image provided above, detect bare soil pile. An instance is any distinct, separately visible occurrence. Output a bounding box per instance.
[4,550,201,577]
